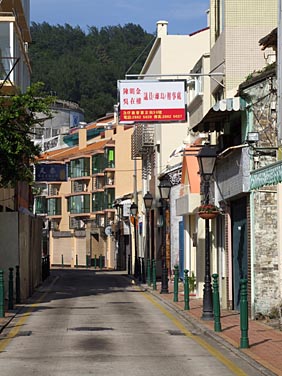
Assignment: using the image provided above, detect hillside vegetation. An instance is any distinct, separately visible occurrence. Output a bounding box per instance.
[30,22,155,122]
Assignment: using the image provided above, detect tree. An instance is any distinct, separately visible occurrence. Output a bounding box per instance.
[29,22,155,121]
[0,83,54,187]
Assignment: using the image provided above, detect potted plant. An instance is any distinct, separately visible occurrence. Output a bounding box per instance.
[198,203,220,219]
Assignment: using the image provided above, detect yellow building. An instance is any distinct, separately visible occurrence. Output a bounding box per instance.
[34,116,142,270]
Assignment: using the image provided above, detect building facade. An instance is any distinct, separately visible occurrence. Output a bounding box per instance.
[34,117,142,271]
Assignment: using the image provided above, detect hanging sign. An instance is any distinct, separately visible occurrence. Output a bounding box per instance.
[118,80,187,123]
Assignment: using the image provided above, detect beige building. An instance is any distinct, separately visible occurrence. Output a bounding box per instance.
[135,21,210,279]
[35,116,142,270]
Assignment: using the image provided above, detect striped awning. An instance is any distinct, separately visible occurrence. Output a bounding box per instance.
[192,97,246,132]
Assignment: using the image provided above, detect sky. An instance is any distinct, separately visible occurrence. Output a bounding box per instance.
[30,0,210,36]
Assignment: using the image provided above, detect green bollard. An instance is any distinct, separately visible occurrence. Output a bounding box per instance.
[99,254,103,270]
[212,273,222,332]
[94,255,97,269]
[8,267,14,310]
[173,265,179,302]
[16,265,20,304]
[147,259,151,286]
[128,255,131,275]
[184,269,190,310]
[152,260,157,290]
[61,254,64,268]
[0,270,4,317]
[76,254,78,268]
[240,278,249,348]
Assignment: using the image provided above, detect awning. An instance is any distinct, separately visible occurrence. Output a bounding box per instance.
[192,97,246,132]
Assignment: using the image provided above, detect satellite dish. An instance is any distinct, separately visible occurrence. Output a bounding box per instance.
[105,226,112,236]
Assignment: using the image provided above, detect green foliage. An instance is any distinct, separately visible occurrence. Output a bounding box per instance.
[29,22,155,122]
[0,83,54,187]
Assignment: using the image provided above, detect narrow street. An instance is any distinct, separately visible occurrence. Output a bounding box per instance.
[0,270,268,375]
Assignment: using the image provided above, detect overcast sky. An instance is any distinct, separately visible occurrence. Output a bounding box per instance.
[30,0,210,35]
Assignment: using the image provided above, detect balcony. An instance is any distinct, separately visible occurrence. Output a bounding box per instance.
[72,180,88,193]
[131,124,154,159]
[92,153,105,175]
[92,176,104,191]
[48,183,61,196]
[68,194,90,215]
[104,188,115,211]
[69,157,90,178]
[104,171,115,187]
[104,147,115,169]
[34,196,47,215]
[216,146,250,200]
[47,198,62,217]
[92,192,105,213]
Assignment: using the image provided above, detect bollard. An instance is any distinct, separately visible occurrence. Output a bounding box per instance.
[212,273,222,332]
[173,265,179,302]
[0,270,4,317]
[47,255,50,277]
[94,255,97,269]
[16,265,20,304]
[141,258,146,283]
[128,255,131,275]
[184,269,190,310]
[152,260,157,290]
[147,259,151,286]
[240,278,249,348]
[8,267,14,310]
[61,254,64,268]
[76,254,78,268]
[99,254,103,270]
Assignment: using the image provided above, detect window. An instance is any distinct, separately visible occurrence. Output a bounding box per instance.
[104,188,115,209]
[47,198,61,216]
[92,192,104,212]
[215,0,224,40]
[92,154,104,174]
[35,197,47,214]
[69,158,90,178]
[68,195,90,214]
[104,148,115,168]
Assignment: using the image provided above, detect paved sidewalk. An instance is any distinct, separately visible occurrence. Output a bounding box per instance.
[146,280,282,376]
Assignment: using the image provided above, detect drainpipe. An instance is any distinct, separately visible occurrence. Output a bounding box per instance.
[250,191,255,319]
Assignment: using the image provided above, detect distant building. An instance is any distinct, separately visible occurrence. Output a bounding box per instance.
[32,99,85,152]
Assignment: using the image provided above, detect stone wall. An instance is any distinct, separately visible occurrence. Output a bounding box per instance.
[253,187,279,314]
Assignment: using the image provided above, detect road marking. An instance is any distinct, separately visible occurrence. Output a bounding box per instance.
[0,276,59,352]
[143,292,248,376]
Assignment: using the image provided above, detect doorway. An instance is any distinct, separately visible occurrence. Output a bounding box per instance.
[231,197,248,310]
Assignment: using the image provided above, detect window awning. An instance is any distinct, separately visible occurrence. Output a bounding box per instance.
[192,97,246,132]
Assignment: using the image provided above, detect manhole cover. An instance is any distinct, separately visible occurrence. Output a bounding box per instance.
[167,330,185,336]
[16,331,32,337]
[68,327,113,332]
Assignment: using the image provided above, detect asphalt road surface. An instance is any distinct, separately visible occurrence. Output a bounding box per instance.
[0,269,270,375]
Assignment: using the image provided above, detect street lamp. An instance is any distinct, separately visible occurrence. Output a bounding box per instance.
[197,143,217,320]
[130,202,138,278]
[158,177,172,294]
[143,190,153,262]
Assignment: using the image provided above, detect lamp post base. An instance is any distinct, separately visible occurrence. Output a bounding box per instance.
[160,267,169,294]
[202,283,214,321]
